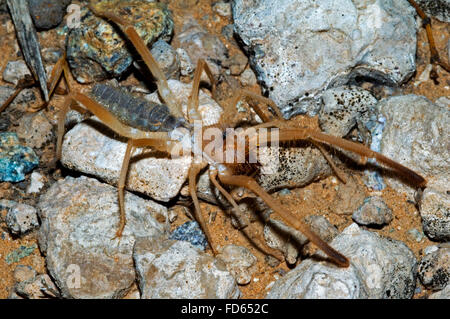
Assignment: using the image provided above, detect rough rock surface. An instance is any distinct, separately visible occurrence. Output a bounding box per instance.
[133,238,241,299]
[377,95,449,240]
[267,224,417,299]
[352,196,393,227]
[418,245,450,291]
[6,203,39,235]
[415,0,450,23]
[232,0,417,117]
[37,176,169,298]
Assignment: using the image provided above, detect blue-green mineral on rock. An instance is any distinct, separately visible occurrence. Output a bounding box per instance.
[0,132,39,182]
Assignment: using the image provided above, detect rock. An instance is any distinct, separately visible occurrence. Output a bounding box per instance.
[169,220,208,250]
[267,223,417,299]
[133,238,241,299]
[150,40,180,80]
[2,60,32,86]
[407,228,425,243]
[319,86,377,138]
[419,179,450,241]
[213,2,232,17]
[175,17,229,76]
[26,171,45,194]
[27,0,72,30]
[176,48,195,76]
[429,284,450,299]
[13,265,36,283]
[37,176,169,298]
[0,86,36,113]
[414,0,450,23]
[418,245,450,291]
[378,95,449,199]
[15,273,60,299]
[240,67,257,87]
[352,196,393,227]
[0,132,39,183]
[67,1,173,83]
[14,111,53,149]
[232,0,417,117]
[217,245,257,285]
[264,215,338,265]
[6,203,39,235]
[5,244,38,265]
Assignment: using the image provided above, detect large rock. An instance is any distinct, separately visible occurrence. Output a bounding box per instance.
[232,0,417,117]
[267,223,417,299]
[37,176,170,298]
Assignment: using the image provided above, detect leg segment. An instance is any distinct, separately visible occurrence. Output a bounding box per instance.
[218,173,350,267]
[230,89,283,123]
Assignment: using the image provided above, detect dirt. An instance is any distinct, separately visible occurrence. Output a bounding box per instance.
[0,0,448,299]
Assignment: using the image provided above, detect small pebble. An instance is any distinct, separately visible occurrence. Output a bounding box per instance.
[14,111,53,149]
[169,220,208,250]
[418,246,450,291]
[352,196,393,227]
[176,48,195,76]
[217,245,257,285]
[2,60,31,86]
[240,68,257,86]
[407,228,424,243]
[6,203,39,235]
[5,244,37,265]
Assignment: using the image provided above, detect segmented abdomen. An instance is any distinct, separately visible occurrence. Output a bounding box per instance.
[90,84,185,132]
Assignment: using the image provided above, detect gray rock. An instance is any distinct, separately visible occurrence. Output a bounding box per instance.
[37,176,169,299]
[414,0,450,23]
[319,86,377,138]
[240,68,257,86]
[14,111,53,149]
[267,223,417,299]
[67,2,173,83]
[216,245,257,285]
[133,237,241,299]
[378,95,449,198]
[418,245,450,291]
[223,51,248,76]
[175,17,228,76]
[232,0,417,117]
[213,1,232,17]
[352,196,393,227]
[169,220,208,250]
[150,40,180,80]
[377,95,449,240]
[60,80,222,202]
[6,203,39,235]
[2,60,32,86]
[15,273,60,299]
[27,0,71,30]
[264,215,338,265]
[419,179,450,241]
[26,171,45,194]
[429,284,450,299]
